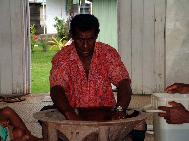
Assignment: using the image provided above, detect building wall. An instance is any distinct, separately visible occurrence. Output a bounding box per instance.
[92,0,118,50]
[46,0,67,34]
[0,0,30,96]
[166,0,189,86]
[118,0,189,93]
[40,5,46,29]
[118,0,166,94]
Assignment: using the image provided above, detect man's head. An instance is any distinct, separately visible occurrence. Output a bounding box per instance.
[70,14,100,57]
[69,14,100,37]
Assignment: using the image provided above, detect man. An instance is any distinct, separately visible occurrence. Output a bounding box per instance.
[50,14,132,121]
[158,83,189,124]
[50,14,146,140]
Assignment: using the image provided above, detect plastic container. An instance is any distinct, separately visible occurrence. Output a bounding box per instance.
[152,93,189,141]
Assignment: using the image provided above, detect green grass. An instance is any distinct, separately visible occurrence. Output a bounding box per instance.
[32,47,58,94]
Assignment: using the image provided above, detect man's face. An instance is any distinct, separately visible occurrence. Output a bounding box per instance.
[73,29,97,57]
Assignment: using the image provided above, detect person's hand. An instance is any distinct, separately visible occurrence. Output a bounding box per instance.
[0,119,9,127]
[64,111,81,120]
[12,135,30,141]
[158,101,189,124]
[165,83,189,94]
[112,111,126,120]
[12,128,30,141]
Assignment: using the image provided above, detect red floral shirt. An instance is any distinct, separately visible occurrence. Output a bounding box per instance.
[50,42,130,108]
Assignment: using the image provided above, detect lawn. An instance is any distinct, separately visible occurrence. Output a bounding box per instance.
[32,48,58,94]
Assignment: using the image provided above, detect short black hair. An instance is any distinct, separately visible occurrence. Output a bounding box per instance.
[69,14,100,37]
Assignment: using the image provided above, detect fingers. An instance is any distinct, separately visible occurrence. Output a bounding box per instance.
[168,101,179,106]
[165,85,178,93]
[158,102,185,114]
[166,119,173,124]
[158,106,170,112]
[158,102,187,124]
[165,83,177,90]
[158,112,168,118]
[158,111,170,123]
[168,101,185,108]
[165,83,186,93]
[158,106,170,119]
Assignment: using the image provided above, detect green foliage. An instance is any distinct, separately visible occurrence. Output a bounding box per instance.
[54,17,69,40]
[48,36,65,50]
[66,0,73,14]
[66,0,73,13]
[30,24,37,52]
[38,34,49,52]
[32,48,58,93]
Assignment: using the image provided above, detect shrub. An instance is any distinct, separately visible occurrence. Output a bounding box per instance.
[30,24,37,52]
[54,17,69,40]
[38,34,49,52]
[48,36,65,50]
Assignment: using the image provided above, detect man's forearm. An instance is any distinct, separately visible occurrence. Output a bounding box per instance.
[116,79,132,110]
[50,85,77,119]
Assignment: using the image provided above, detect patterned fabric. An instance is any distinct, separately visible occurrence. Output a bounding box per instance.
[50,42,130,108]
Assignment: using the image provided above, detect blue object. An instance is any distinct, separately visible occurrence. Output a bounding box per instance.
[0,125,8,141]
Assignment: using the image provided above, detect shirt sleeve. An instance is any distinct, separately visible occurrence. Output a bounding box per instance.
[49,56,69,88]
[107,48,131,86]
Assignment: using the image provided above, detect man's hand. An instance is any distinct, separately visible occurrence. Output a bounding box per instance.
[158,101,189,124]
[64,111,81,120]
[112,111,126,120]
[50,85,80,120]
[116,79,132,111]
[165,83,189,94]
[0,119,9,127]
